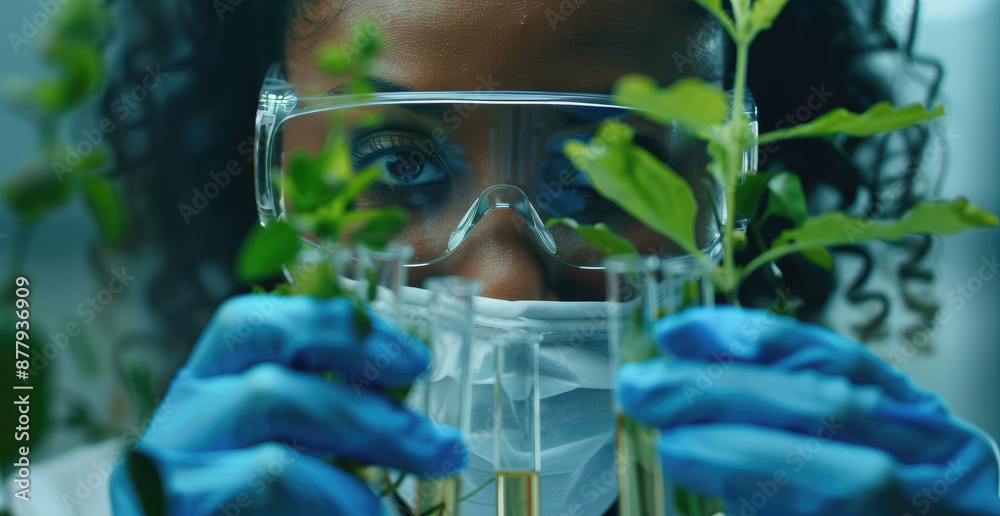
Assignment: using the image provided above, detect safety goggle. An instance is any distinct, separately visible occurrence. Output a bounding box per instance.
[255,64,757,269]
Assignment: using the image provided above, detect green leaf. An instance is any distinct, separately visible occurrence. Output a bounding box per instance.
[317,20,383,77]
[564,121,702,257]
[749,0,791,36]
[67,146,111,174]
[82,176,127,245]
[338,207,408,249]
[363,266,377,303]
[546,217,637,257]
[124,360,157,420]
[55,0,112,43]
[735,172,771,218]
[704,137,729,187]
[759,102,946,144]
[235,220,300,282]
[316,134,353,185]
[774,198,998,248]
[125,451,166,516]
[271,283,293,296]
[762,172,807,224]
[692,0,722,11]
[353,20,384,59]
[316,43,352,74]
[705,120,753,187]
[285,148,332,213]
[289,259,342,298]
[614,75,729,131]
[334,165,381,206]
[37,43,104,112]
[2,165,76,223]
[800,247,833,270]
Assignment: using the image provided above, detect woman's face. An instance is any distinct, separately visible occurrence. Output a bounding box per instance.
[285,0,722,301]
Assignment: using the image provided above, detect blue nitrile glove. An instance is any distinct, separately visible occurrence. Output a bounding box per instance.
[617,306,1000,516]
[109,294,465,516]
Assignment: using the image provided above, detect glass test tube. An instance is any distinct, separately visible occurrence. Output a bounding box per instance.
[606,255,664,516]
[280,240,355,290]
[416,276,482,516]
[356,243,413,324]
[658,258,725,516]
[659,256,715,315]
[353,244,413,500]
[494,333,541,516]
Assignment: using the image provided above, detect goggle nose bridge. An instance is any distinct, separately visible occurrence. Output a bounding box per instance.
[447,184,559,256]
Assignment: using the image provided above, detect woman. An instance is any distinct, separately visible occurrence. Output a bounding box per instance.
[51,0,1000,514]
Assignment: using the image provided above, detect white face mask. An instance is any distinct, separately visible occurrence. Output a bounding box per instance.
[395,285,619,516]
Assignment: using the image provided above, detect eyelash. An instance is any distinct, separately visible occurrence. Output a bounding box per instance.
[352,131,433,164]
[351,129,452,206]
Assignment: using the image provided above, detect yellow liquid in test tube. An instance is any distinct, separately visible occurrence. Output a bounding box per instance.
[415,476,461,515]
[496,470,541,516]
[616,413,665,516]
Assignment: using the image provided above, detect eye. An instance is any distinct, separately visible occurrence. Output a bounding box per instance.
[351,130,452,206]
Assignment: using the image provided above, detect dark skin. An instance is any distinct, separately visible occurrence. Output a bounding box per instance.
[286,0,722,301]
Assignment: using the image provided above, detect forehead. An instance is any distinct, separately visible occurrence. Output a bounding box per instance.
[286,0,721,93]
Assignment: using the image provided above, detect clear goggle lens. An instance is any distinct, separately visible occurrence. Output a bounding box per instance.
[256,85,756,269]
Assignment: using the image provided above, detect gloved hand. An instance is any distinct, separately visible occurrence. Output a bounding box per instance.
[109,294,464,516]
[617,306,1000,516]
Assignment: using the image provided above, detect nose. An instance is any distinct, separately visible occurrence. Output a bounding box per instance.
[410,207,561,301]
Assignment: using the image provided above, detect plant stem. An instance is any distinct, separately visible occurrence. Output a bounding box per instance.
[721,40,750,299]
[740,241,816,286]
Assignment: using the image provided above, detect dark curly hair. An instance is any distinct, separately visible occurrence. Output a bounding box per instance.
[98,0,943,377]
[738,0,943,342]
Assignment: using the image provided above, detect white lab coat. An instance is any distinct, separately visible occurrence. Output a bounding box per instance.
[1,440,408,516]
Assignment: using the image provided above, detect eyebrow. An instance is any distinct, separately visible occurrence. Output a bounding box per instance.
[329,78,452,122]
